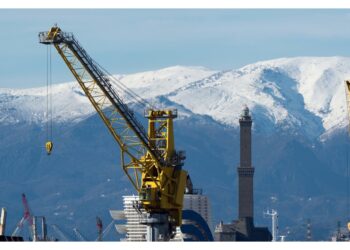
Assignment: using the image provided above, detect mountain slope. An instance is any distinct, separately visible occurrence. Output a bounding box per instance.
[166,57,350,138]
[2,57,349,139]
[0,65,216,125]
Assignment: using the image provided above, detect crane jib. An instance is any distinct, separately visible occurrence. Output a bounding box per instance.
[39,29,161,163]
[39,27,188,234]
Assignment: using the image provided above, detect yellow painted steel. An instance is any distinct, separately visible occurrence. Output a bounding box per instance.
[45,141,53,155]
[140,109,187,225]
[39,26,187,226]
[345,80,350,135]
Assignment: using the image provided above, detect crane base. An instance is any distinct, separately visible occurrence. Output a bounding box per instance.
[140,213,174,241]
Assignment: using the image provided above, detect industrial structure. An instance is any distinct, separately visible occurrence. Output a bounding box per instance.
[0,207,23,241]
[264,209,279,242]
[39,26,188,241]
[111,177,213,241]
[214,106,271,241]
[0,194,56,241]
[331,221,350,241]
[342,80,350,239]
[0,208,6,237]
[32,216,48,241]
[12,193,33,238]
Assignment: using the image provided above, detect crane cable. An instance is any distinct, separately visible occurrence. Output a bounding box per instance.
[45,45,53,155]
[94,60,155,110]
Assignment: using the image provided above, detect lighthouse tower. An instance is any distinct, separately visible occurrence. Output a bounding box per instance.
[237,106,255,220]
[214,106,272,241]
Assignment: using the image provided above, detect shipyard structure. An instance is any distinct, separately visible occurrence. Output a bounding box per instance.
[214,107,272,241]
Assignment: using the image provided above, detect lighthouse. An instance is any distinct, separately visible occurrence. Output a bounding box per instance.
[237,106,255,220]
[214,106,271,241]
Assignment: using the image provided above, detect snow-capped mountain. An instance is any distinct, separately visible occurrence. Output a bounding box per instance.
[1,57,349,140]
[168,57,350,137]
[1,57,349,241]
[0,65,216,125]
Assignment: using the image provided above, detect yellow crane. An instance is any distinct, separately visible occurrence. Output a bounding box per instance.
[39,26,187,241]
[344,80,350,233]
[345,81,350,134]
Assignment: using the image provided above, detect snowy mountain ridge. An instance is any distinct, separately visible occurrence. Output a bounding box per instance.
[0,57,349,139]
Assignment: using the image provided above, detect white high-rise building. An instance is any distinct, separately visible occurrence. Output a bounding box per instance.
[110,195,146,241]
[110,191,213,241]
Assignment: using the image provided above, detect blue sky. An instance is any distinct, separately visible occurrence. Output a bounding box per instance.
[1,9,350,88]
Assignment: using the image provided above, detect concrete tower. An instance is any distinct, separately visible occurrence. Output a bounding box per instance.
[237,106,255,220]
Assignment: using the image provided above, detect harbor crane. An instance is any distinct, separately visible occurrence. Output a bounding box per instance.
[343,80,350,233]
[95,220,115,241]
[345,81,350,135]
[51,224,69,241]
[96,216,103,241]
[73,228,87,241]
[39,26,187,241]
[12,194,33,237]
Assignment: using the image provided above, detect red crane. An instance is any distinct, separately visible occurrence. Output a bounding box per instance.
[12,193,33,236]
[96,216,103,241]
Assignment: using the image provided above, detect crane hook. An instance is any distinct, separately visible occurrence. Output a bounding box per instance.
[45,141,53,155]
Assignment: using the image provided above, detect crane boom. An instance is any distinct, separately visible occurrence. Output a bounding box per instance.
[345,80,350,135]
[12,194,33,237]
[39,26,187,240]
[73,228,87,241]
[51,224,69,241]
[96,216,102,241]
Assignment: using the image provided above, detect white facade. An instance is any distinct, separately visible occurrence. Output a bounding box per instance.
[120,195,147,241]
[112,193,212,241]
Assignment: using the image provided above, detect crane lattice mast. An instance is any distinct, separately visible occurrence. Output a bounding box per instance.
[38,26,187,241]
[12,193,33,237]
